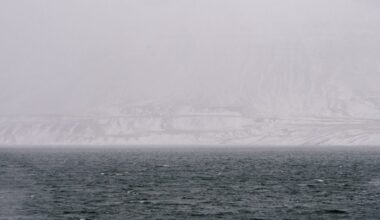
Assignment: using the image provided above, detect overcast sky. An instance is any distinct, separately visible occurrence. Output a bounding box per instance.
[0,0,379,116]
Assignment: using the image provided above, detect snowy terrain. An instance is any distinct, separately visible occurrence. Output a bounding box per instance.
[1,103,380,146]
[1,0,380,146]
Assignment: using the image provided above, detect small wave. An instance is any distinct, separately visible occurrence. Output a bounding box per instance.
[317,209,348,214]
[369,178,380,187]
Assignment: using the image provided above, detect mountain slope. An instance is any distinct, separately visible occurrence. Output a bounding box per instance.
[1,105,380,146]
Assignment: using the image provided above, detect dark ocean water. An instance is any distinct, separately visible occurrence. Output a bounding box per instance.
[1,147,380,220]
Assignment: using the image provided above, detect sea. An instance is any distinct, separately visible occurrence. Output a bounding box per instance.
[0,146,380,219]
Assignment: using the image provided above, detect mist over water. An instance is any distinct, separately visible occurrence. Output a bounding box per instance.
[1,0,380,117]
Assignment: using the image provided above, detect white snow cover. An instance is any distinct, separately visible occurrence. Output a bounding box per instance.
[0,0,380,146]
[1,105,380,146]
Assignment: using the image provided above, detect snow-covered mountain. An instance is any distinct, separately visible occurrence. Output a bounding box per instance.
[1,103,380,146]
[1,0,379,146]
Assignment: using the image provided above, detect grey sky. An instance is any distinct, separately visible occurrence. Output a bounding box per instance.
[0,0,379,116]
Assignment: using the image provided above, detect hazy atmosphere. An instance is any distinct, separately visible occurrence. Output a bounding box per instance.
[1,0,379,115]
[1,0,380,145]
[2,1,380,219]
